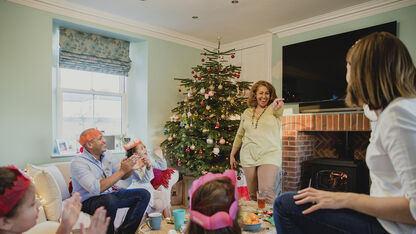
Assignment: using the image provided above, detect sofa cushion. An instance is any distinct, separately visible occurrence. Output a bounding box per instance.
[26,164,62,221]
[43,165,71,200]
[23,221,60,234]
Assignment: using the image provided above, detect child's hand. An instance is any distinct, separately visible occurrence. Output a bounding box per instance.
[59,192,82,233]
[154,147,164,159]
[80,206,110,234]
[273,98,285,111]
[132,154,144,170]
[141,154,152,169]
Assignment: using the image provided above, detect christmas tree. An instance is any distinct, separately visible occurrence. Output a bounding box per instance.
[160,39,251,176]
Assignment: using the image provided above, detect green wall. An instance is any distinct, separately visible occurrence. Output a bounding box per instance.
[0,0,200,168]
[271,5,416,96]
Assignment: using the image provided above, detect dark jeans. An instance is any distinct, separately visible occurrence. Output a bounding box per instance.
[273,192,389,234]
[82,188,150,234]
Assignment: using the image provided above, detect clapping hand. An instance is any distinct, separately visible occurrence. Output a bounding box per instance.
[120,155,140,173]
[153,147,164,159]
[273,98,285,111]
[140,154,152,170]
[59,192,82,233]
[80,206,110,234]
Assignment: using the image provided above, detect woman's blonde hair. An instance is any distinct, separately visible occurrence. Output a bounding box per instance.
[247,80,277,107]
[346,32,416,110]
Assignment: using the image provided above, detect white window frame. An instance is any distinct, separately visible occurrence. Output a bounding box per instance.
[56,69,128,141]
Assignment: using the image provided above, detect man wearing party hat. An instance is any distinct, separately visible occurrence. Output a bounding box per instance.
[71,128,150,234]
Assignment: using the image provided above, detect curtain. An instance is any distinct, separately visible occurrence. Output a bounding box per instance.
[59,27,131,76]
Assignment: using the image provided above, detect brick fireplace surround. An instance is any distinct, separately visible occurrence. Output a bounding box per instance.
[282,112,372,192]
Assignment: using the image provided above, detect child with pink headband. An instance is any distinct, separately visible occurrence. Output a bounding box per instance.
[185,170,241,234]
[0,165,109,234]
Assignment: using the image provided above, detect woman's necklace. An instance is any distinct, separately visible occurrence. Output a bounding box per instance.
[251,106,266,129]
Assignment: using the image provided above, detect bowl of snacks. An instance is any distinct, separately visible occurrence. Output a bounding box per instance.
[243,213,261,232]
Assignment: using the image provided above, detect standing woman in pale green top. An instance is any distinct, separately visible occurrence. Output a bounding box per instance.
[230,80,284,202]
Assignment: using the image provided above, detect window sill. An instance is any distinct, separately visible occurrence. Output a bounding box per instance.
[51,150,125,158]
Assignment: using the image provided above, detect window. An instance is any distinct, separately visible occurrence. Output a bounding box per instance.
[57,68,127,142]
[53,27,132,150]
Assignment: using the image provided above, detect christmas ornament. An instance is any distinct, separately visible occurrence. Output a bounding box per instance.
[204,93,209,99]
[192,71,194,74]
[219,137,226,144]
[209,58,212,61]
[221,114,225,119]
[198,77,202,80]
[201,58,205,62]
[199,150,203,155]
[187,92,193,98]
[213,146,220,155]
[231,54,235,58]
[226,96,231,101]
[209,85,215,90]
[203,52,207,56]
[206,138,213,144]
[202,129,209,133]
[186,148,190,153]
[200,88,205,94]
[168,136,173,141]
[173,134,177,138]
[178,159,181,166]
[207,68,211,72]
[163,129,168,135]
[230,98,235,104]
[206,105,211,110]
[215,121,219,129]
[208,91,214,96]
[193,75,197,78]
[178,89,181,92]
[206,116,210,120]
[218,84,223,90]
[237,176,241,180]
[185,124,190,129]
[228,127,232,131]
[187,112,192,117]
[200,101,205,105]
[190,145,196,150]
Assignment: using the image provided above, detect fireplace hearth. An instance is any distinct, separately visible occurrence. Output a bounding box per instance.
[282,112,371,192]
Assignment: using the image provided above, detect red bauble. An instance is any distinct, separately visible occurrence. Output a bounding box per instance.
[236,75,240,78]
[225,70,228,73]
[198,77,202,80]
[237,176,241,180]
[206,116,210,120]
[186,148,190,153]
[201,58,205,62]
[204,52,207,56]
[237,71,240,74]
[228,127,232,131]
[179,89,181,92]
[207,68,211,72]
[199,150,203,155]
[192,71,194,74]
[200,101,205,105]
[231,54,235,58]
[209,58,212,61]
[193,75,197,78]
[205,91,209,94]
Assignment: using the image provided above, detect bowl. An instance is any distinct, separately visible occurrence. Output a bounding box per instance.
[243,223,261,232]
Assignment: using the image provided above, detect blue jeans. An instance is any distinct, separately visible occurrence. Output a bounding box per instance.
[82,188,150,234]
[273,192,388,234]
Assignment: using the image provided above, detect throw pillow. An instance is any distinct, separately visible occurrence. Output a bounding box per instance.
[26,164,62,221]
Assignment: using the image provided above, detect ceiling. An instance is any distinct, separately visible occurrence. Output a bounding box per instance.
[63,0,375,44]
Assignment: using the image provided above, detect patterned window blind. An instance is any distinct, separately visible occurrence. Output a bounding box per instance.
[59,27,131,76]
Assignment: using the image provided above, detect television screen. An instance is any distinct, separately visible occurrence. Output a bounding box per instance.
[282,21,397,108]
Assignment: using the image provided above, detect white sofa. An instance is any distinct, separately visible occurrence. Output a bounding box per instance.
[23,161,179,234]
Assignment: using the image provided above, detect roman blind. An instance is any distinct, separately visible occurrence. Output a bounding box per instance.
[59,27,131,76]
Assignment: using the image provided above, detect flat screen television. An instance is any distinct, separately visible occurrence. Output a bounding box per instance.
[282,21,397,112]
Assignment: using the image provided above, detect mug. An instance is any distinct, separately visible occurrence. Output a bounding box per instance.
[172,209,185,231]
[146,212,162,230]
